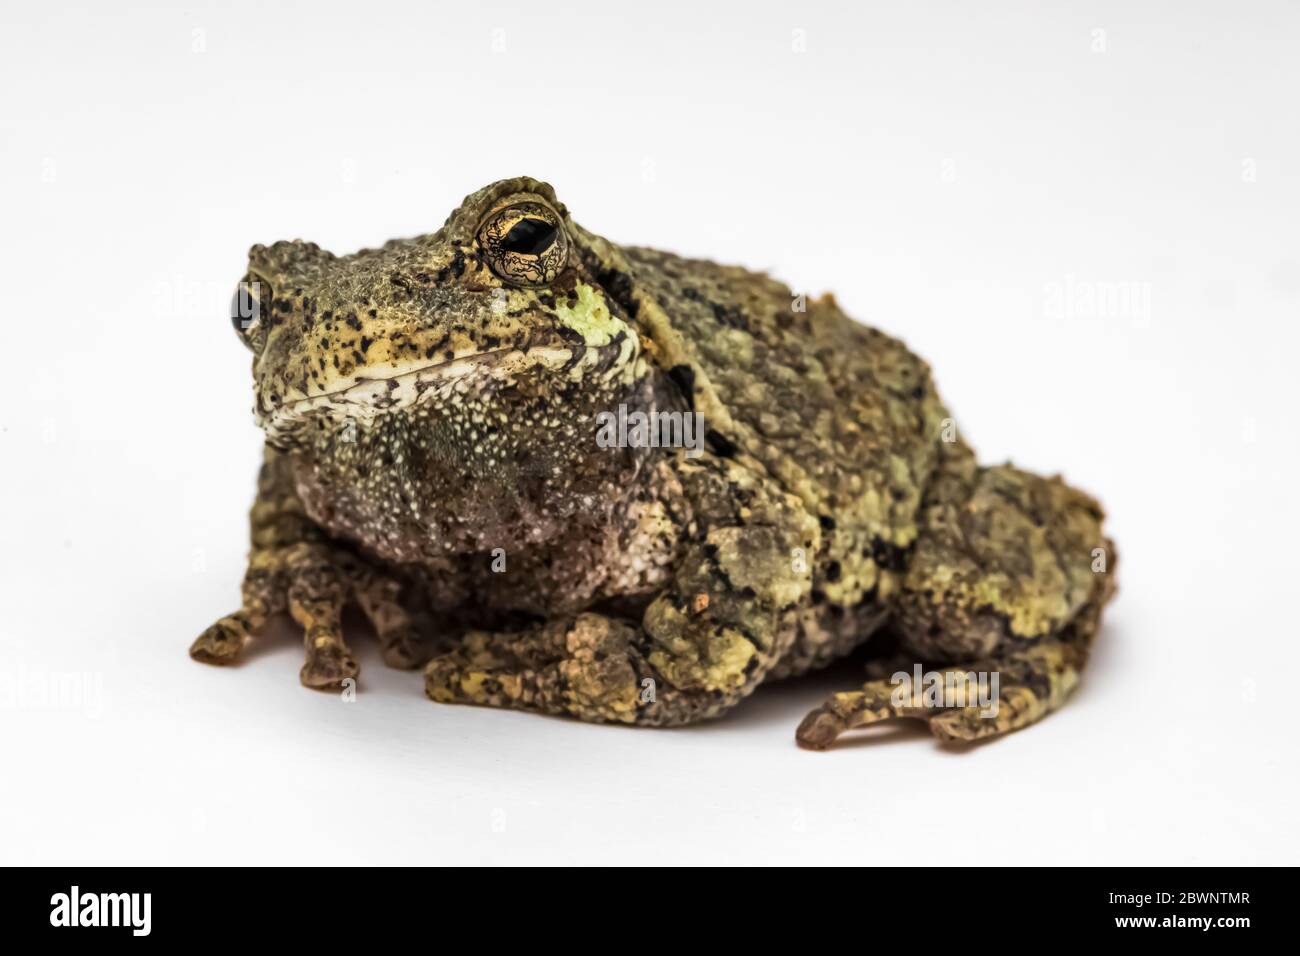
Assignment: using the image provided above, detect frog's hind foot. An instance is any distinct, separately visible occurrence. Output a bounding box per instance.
[795,677,927,750]
[795,641,1085,750]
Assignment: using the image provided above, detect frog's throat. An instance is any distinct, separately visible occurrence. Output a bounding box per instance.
[258,334,643,442]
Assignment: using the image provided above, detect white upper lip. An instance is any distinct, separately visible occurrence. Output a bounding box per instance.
[258,343,582,426]
[258,331,639,441]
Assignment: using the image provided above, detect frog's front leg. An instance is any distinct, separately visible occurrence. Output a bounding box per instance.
[798,451,1117,749]
[190,447,429,686]
[425,458,816,725]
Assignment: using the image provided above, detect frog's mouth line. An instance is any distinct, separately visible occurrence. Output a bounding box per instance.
[258,334,639,440]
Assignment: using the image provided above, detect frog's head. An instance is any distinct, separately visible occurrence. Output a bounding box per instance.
[235,177,644,438]
[231,178,658,552]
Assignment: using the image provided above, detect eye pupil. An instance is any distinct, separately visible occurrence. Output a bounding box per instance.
[500,217,557,256]
[231,279,264,334]
[479,202,568,286]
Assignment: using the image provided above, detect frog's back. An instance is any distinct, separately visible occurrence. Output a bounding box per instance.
[622,245,950,614]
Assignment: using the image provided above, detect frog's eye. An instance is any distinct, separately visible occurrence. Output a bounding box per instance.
[477,202,568,287]
[231,275,270,349]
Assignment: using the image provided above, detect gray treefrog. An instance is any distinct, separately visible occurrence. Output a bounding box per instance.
[192,177,1117,749]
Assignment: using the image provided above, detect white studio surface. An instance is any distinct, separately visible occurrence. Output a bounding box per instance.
[1,0,1296,865]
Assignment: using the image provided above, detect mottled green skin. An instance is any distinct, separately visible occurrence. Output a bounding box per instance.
[192,177,1116,747]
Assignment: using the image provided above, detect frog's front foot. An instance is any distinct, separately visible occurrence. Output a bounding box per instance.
[190,542,428,689]
[352,570,430,670]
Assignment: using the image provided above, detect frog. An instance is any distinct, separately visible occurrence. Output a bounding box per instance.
[191,176,1117,749]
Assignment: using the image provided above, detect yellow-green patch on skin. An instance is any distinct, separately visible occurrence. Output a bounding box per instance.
[552,281,628,346]
[649,626,755,693]
[967,576,1070,638]
[707,629,758,687]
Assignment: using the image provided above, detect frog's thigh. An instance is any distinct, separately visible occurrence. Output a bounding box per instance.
[893,463,1113,662]
[797,464,1117,750]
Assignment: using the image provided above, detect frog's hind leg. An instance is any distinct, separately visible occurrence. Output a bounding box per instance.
[797,454,1117,750]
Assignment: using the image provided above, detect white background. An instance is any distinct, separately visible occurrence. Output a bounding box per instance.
[2,1,1296,865]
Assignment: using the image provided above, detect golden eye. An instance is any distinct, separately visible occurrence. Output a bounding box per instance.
[478,202,568,287]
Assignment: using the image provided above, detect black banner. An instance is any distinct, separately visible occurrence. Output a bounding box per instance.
[3,867,1281,943]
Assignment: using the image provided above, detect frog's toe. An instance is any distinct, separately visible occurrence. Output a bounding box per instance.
[423,652,523,709]
[927,679,1059,743]
[300,639,359,689]
[927,707,994,743]
[794,684,928,750]
[190,610,261,665]
[379,626,431,669]
[794,706,847,751]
